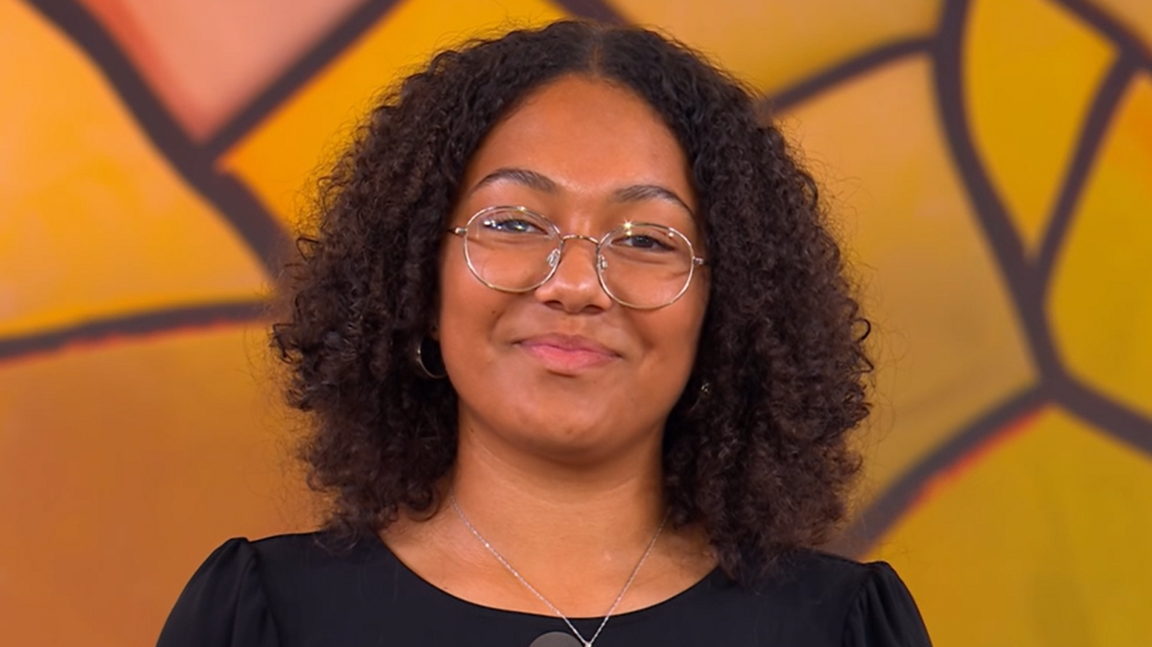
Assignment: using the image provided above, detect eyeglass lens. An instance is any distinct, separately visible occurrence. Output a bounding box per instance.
[462,207,696,309]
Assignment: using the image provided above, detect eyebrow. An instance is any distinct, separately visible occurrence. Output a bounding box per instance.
[472,167,558,194]
[470,166,695,217]
[611,184,694,217]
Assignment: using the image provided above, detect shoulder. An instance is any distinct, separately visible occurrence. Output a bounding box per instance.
[247,530,376,574]
[169,531,366,593]
[156,536,285,647]
[158,531,394,647]
[756,549,892,599]
[696,550,932,646]
[245,530,396,599]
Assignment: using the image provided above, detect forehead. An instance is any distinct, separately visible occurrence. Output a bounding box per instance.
[459,75,696,208]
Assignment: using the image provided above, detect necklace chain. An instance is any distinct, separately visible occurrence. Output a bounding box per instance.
[449,492,667,647]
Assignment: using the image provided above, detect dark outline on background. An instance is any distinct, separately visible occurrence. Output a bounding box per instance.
[205,0,626,158]
[202,0,407,158]
[0,302,267,362]
[551,0,625,25]
[931,0,1054,372]
[5,0,626,363]
[768,37,934,112]
[24,0,292,271]
[839,0,1152,555]
[1034,55,1138,282]
[13,0,1152,553]
[933,0,1152,458]
[1034,43,1152,456]
[833,387,1046,556]
[1054,0,1152,69]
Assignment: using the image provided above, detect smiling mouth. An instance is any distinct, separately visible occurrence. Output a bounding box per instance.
[517,336,619,373]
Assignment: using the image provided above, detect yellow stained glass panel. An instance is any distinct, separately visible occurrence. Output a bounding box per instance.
[0,326,311,647]
[1050,74,1152,419]
[609,0,941,93]
[0,0,269,340]
[782,56,1036,500]
[965,0,1114,254]
[220,0,568,228]
[1087,0,1152,54]
[869,406,1152,646]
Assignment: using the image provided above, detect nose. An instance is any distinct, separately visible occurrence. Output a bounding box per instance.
[533,234,613,312]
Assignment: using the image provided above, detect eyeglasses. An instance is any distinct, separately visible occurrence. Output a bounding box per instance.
[450,205,706,310]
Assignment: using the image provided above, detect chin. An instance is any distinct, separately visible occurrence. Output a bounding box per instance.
[510,412,658,464]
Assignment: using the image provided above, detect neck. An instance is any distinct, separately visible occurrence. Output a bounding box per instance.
[448,422,668,566]
[381,417,716,618]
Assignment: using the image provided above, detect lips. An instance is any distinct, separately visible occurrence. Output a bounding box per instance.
[516,333,619,373]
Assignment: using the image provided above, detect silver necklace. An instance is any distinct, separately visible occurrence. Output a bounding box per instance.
[449,492,667,647]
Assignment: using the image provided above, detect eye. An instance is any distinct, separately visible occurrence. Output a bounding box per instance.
[481,217,546,234]
[613,232,676,252]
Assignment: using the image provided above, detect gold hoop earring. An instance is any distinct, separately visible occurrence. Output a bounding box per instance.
[416,336,447,379]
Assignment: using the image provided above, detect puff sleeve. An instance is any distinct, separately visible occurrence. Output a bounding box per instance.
[157,538,281,647]
[841,562,932,647]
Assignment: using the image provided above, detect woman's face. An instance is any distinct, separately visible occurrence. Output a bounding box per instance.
[438,75,708,466]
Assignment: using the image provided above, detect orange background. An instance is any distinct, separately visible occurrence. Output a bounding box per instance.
[2,0,1150,645]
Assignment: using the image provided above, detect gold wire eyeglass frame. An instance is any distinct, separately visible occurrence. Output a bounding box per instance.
[449,205,706,310]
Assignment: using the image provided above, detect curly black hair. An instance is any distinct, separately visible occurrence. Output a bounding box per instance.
[272,19,871,585]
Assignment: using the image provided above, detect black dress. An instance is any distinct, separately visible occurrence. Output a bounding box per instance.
[157,532,932,646]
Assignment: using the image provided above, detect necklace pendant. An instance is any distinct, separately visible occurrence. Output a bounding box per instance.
[528,631,583,647]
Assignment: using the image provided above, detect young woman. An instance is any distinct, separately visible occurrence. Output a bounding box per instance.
[159,20,931,647]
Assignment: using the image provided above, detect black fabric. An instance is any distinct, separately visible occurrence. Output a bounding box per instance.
[157,532,932,647]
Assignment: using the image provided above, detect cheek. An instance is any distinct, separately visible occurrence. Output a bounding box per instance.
[436,255,505,376]
[437,245,477,328]
[669,279,709,347]
[636,296,708,385]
